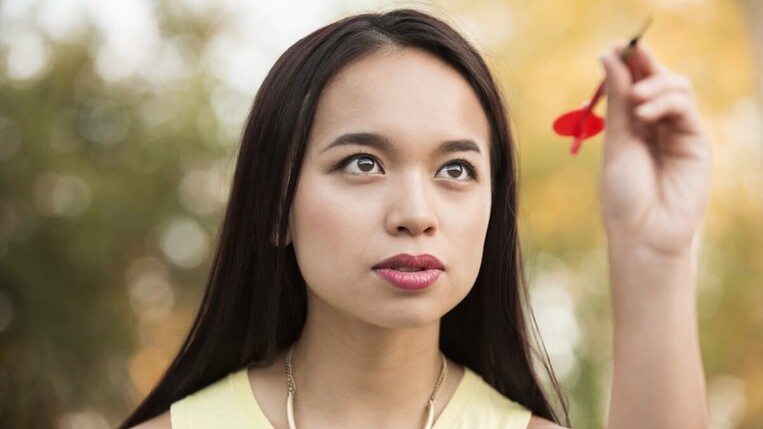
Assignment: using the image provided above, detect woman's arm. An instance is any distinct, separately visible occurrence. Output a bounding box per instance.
[598,43,711,429]
[606,238,706,428]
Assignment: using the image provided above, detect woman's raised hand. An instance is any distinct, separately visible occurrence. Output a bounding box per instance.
[598,43,712,256]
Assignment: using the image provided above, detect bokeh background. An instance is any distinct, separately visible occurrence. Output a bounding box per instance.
[1,0,761,427]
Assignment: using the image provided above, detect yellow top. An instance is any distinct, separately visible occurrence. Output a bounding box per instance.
[170,366,532,429]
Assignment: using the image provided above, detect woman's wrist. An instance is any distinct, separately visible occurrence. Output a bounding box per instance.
[605,231,697,268]
[605,232,699,335]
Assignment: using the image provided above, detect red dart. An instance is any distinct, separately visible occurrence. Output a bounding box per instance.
[553,82,606,155]
[553,16,652,155]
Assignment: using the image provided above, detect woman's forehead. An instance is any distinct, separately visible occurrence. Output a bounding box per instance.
[309,47,490,155]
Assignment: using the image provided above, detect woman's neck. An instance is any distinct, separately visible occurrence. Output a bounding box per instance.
[284,295,463,427]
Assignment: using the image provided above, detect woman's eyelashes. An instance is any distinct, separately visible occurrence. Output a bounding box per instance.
[338,152,384,175]
[437,159,478,181]
[334,152,479,181]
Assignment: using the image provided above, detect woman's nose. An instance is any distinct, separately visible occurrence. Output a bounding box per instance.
[385,172,439,236]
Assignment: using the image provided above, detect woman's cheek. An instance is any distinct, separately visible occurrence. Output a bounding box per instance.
[453,195,491,277]
[292,179,378,266]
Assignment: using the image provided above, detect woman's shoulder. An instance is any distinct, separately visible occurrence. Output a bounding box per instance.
[130,367,255,429]
[437,366,525,428]
[452,367,567,429]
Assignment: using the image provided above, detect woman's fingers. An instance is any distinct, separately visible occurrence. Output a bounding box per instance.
[631,74,694,102]
[601,42,668,127]
[601,41,708,162]
[634,91,691,121]
[602,42,702,131]
[629,72,704,135]
[600,48,634,130]
[623,43,669,77]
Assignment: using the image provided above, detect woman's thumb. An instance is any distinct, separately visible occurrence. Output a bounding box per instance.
[599,47,633,130]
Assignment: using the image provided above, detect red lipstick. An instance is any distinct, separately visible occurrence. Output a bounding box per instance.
[372,253,444,290]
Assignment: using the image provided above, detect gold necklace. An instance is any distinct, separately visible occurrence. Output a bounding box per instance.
[285,344,448,429]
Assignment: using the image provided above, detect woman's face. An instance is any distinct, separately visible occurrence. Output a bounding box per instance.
[288,47,492,329]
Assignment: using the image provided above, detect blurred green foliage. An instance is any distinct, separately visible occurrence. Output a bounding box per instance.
[0,1,761,428]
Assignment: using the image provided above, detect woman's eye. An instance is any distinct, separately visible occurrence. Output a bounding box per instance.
[336,154,477,181]
[340,154,384,175]
[436,160,478,181]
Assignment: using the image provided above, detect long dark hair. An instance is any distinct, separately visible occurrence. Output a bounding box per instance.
[121,8,570,428]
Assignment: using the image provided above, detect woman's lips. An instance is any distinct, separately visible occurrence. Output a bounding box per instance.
[373,253,444,271]
[373,268,442,290]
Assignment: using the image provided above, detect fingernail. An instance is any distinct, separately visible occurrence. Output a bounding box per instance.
[636,104,654,116]
[633,82,651,96]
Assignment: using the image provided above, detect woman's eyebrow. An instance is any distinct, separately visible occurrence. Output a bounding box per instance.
[320,132,484,158]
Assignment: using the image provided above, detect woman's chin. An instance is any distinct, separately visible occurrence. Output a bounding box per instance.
[350,302,447,330]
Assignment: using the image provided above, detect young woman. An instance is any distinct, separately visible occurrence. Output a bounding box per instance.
[122,9,711,429]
